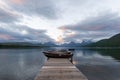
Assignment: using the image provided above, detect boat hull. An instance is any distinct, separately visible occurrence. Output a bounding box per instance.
[43,51,73,58]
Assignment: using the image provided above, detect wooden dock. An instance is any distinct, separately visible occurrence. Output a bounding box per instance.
[35,58,88,80]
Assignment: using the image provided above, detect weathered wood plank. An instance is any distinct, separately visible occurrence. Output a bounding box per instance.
[35,58,88,80]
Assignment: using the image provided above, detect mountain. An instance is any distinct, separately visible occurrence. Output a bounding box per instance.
[87,33,120,47]
[0,42,44,48]
[43,42,57,47]
[81,39,93,46]
[60,42,81,47]
[0,39,93,48]
[0,41,57,48]
[59,41,93,47]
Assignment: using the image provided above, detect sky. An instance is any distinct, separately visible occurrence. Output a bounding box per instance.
[0,0,120,43]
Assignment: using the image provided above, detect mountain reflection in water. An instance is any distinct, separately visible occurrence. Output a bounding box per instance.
[0,48,120,80]
[74,49,120,80]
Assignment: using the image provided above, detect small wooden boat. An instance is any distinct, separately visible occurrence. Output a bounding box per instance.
[43,50,73,58]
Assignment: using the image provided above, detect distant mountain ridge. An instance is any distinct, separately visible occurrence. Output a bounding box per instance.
[2,32,120,48]
[0,40,93,48]
[59,40,93,47]
[0,42,44,48]
[87,33,120,47]
[59,42,81,47]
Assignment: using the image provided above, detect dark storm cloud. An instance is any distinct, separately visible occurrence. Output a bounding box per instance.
[0,24,53,42]
[59,12,120,42]
[6,0,57,19]
[0,9,19,23]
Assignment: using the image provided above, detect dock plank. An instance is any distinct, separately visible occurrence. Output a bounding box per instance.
[35,58,88,80]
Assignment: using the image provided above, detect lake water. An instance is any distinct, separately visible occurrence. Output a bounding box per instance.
[0,47,120,80]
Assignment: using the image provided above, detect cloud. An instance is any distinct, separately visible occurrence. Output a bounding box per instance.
[59,12,120,42]
[0,0,23,23]
[62,13,120,31]
[0,24,53,42]
[0,9,19,23]
[56,35,64,43]
[5,0,57,19]
[0,34,15,40]
[1,0,120,43]
[10,0,25,5]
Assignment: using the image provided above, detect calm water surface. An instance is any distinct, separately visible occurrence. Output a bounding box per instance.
[0,47,120,80]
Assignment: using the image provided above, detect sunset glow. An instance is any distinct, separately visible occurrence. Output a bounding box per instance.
[56,35,64,44]
[10,0,25,5]
[0,34,15,40]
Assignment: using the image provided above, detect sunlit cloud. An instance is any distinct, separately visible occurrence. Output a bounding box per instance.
[21,30,28,35]
[56,35,64,44]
